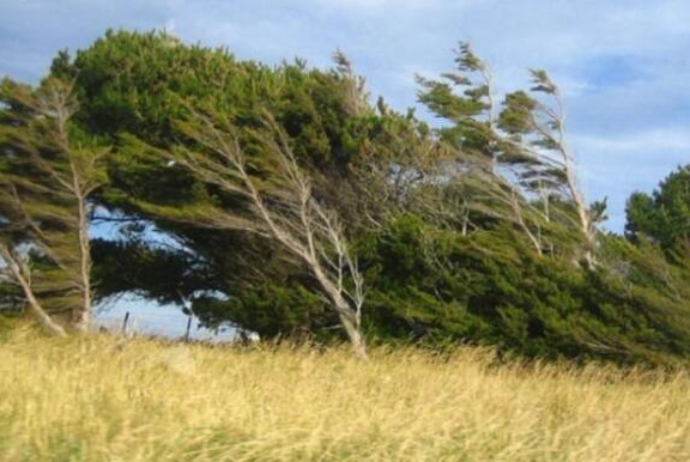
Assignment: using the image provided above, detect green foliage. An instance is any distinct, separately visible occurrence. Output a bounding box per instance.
[57,29,431,234]
[358,216,690,364]
[0,77,107,326]
[193,284,329,339]
[626,166,690,257]
[0,29,679,365]
[53,30,428,337]
[498,91,536,135]
[414,41,594,263]
[91,237,211,305]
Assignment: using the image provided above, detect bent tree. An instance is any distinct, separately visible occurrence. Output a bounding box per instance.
[418,42,598,263]
[131,107,368,357]
[0,77,108,333]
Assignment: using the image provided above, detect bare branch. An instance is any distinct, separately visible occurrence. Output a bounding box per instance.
[174,106,368,358]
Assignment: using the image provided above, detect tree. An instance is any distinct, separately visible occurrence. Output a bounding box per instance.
[626,166,690,257]
[417,42,597,263]
[0,220,67,337]
[0,77,108,333]
[130,107,368,357]
[54,30,429,346]
[24,29,690,366]
[358,215,690,365]
[501,70,597,264]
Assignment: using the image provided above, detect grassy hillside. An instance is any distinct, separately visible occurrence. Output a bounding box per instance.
[1,328,690,461]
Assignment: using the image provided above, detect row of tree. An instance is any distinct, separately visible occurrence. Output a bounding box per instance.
[2,30,690,364]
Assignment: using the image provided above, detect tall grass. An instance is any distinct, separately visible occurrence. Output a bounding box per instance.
[1,327,690,461]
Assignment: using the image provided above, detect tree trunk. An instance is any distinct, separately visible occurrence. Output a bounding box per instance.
[0,245,67,337]
[21,277,68,337]
[338,310,368,359]
[312,264,367,359]
[71,177,93,333]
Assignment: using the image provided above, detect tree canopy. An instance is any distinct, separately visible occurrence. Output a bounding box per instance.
[2,29,690,365]
[626,166,690,258]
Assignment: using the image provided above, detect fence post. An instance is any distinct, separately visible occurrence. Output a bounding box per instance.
[184,314,192,342]
[121,311,130,335]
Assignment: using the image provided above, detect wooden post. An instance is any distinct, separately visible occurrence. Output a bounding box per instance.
[122,311,130,335]
[184,314,192,342]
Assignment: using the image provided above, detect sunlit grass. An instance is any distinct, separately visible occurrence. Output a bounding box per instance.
[1,326,690,461]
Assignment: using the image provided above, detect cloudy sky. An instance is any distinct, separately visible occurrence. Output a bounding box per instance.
[2,0,690,231]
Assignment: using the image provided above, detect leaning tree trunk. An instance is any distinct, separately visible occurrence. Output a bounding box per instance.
[172,107,369,358]
[312,264,367,359]
[72,191,93,332]
[0,244,67,337]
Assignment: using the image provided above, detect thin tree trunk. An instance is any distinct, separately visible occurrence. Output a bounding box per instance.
[555,110,596,265]
[311,264,366,358]
[176,109,368,357]
[480,63,544,256]
[0,245,66,337]
[72,193,92,332]
[240,152,368,358]
[338,311,367,359]
[512,194,543,257]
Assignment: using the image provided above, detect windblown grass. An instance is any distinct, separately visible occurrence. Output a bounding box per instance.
[1,327,690,461]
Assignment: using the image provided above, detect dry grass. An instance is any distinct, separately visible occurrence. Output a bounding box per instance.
[1,328,690,461]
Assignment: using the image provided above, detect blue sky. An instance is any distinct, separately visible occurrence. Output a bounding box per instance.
[2,0,690,232]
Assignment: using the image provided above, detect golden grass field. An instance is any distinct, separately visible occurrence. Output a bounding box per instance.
[2,327,690,462]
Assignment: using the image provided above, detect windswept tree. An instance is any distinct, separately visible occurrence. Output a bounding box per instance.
[26,30,690,366]
[128,108,368,357]
[499,70,600,263]
[0,77,108,333]
[51,31,435,349]
[416,43,550,254]
[0,185,67,336]
[417,42,598,262]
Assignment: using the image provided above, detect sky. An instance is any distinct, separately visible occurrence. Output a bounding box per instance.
[2,0,690,232]
[94,293,239,343]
